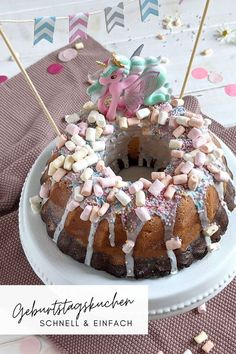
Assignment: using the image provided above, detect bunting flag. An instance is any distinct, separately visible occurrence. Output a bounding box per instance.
[104,2,125,34]
[69,13,89,43]
[33,16,56,45]
[139,0,159,22]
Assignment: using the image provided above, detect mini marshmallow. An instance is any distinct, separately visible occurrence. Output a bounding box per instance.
[118,116,128,129]
[75,42,84,50]
[95,126,103,139]
[72,159,89,172]
[171,150,184,159]
[164,184,176,200]
[173,174,188,185]
[29,195,42,214]
[151,172,165,180]
[194,151,206,167]
[65,113,80,124]
[122,240,135,254]
[80,205,92,221]
[98,202,110,216]
[129,181,144,194]
[56,134,67,149]
[127,117,140,126]
[169,139,183,149]
[203,223,219,237]
[84,144,94,155]
[66,123,80,136]
[86,127,96,142]
[67,200,79,212]
[161,175,172,187]
[135,207,151,222]
[193,136,207,149]
[94,183,104,197]
[52,168,67,182]
[73,186,84,202]
[187,127,202,140]
[71,134,86,146]
[83,101,95,110]
[78,121,88,136]
[103,124,114,135]
[189,168,204,180]
[175,116,189,127]
[96,160,105,172]
[214,171,230,182]
[188,175,199,191]
[72,147,88,161]
[91,140,105,152]
[213,147,224,159]
[52,155,65,169]
[90,205,100,223]
[150,108,159,124]
[115,180,129,189]
[136,108,150,120]
[180,161,194,174]
[183,153,194,163]
[39,181,50,198]
[183,350,193,354]
[204,118,212,126]
[156,352,164,354]
[197,303,207,314]
[171,98,184,107]
[81,180,93,196]
[194,331,208,344]
[99,176,122,188]
[88,110,99,123]
[206,163,220,174]
[48,162,57,176]
[96,114,106,128]
[174,161,185,175]
[169,116,178,129]
[172,125,185,138]
[208,242,220,252]
[200,142,214,154]
[65,140,76,152]
[166,236,181,250]
[85,154,99,166]
[107,188,118,202]
[103,166,116,177]
[189,117,204,128]
[205,153,216,164]
[135,190,146,207]
[80,167,93,181]
[158,110,169,125]
[148,179,165,197]
[115,190,131,206]
[202,340,214,353]
[139,177,152,189]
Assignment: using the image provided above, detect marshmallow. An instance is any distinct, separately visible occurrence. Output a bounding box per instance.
[95,126,103,139]
[107,188,118,202]
[205,153,216,164]
[127,117,140,126]
[52,168,67,182]
[161,175,172,187]
[197,303,207,314]
[122,240,135,254]
[48,162,57,176]
[214,170,230,182]
[151,172,165,180]
[208,242,220,252]
[96,160,105,173]
[118,116,128,129]
[175,116,189,127]
[80,205,92,221]
[83,101,96,110]
[173,174,188,185]
[75,42,84,50]
[171,98,184,107]
[199,142,214,154]
[116,180,129,188]
[183,350,193,354]
[91,140,105,152]
[94,183,104,197]
[52,155,65,169]
[158,110,169,125]
[202,340,214,353]
[78,121,88,136]
[115,190,131,206]
[103,166,116,177]
[180,161,194,174]
[187,127,202,140]
[135,207,151,222]
[63,155,74,171]
[90,205,100,223]
[103,124,114,135]
[72,159,88,172]
[129,180,144,194]
[80,167,93,181]
[39,181,50,198]
[66,200,79,212]
[172,125,185,138]
[65,140,76,152]
[169,116,178,129]
[65,113,80,124]
[166,236,181,250]
[213,147,224,159]
[164,184,176,200]
[189,168,204,180]
[188,175,199,191]
[81,180,93,196]
[135,190,146,207]
[72,147,88,161]
[29,195,42,214]
[204,118,212,126]
[206,163,220,174]
[88,110,99,123]
[169,139,183,149]
[96,114,106,128]
[150,108,159,124]
[195,151,206,167]
[203,223,219,237]
[99,176,122,188]
[86,127,96,142]
[194,331,208,344]
[85,154,99,166]
[148,179,165,197]
[73,186,84,202]
[189,117,204,128]
[66,123,80,136]
[136,108,150,120]
[171,150,184,159]
[193,136,207,148]
[56,134,67,149]
[98,202,110,216]
[71,134,86,146]
[174,161,185,175]
[139,177,152,189]
[84,144,94,155]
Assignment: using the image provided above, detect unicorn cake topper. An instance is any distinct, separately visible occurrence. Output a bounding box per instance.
[87,50,172,121]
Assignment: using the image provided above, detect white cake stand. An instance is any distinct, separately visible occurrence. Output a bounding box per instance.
[19,139,236,320]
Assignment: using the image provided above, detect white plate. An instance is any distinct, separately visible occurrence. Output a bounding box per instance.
[19,139,236,319]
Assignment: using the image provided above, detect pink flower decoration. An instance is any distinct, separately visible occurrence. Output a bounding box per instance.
[224,84,236,96]
[191,68,208,80]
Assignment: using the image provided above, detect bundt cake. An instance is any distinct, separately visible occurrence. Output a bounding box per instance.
[30,53,235,279]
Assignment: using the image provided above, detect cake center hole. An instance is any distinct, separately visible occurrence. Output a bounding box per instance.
[119,166,153,182]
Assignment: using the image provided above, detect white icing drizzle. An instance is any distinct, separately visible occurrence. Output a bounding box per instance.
[53,197,72,243]
[108,217,116,247]
[214,181,231,216]
[167,249,178,275]
[125,221,145,277]
[84,223,99,266]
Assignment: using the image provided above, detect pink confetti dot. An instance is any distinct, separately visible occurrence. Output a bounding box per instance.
[47,63,64,75]
[191,68,208,80]
[208,72,223,84]
[19,336,41,354]
[0,75,8,84]
[224,84,236,97]
[58,48,78,62]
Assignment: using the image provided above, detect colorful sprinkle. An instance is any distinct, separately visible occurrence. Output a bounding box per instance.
[224,84,236,97]
[47,63,64,75]
[191,68,208,80]
[0,75,8,84]
[208,72,223,84]
[58,48,78,62]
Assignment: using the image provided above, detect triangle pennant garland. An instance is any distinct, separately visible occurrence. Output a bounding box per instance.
[33,16,56,45]
[139,0,159,22]
[69,13,89,43]
[104,2,125,34]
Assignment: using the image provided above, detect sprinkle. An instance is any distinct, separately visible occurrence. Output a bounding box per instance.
[197,303,207,314]
[47,63,63,75]
[194,330,208,344]
[202,340,214,353]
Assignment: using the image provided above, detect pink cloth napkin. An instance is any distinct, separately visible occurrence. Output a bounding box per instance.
[0,36,236,354]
